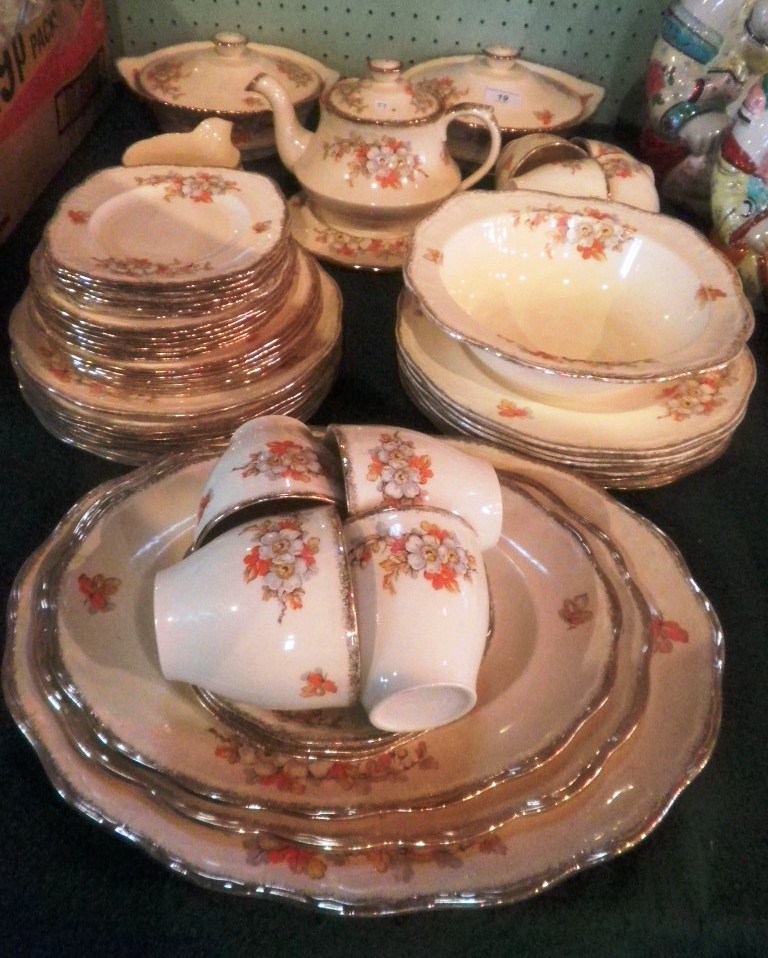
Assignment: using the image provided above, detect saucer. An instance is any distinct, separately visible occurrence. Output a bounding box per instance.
[4,439,722,913]
[288,193,410,271]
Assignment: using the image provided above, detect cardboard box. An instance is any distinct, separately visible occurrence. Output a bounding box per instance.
[0,0,109,243]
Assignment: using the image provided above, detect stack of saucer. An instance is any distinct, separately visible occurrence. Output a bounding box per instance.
[9,165,343,464]
[399,190,756,489]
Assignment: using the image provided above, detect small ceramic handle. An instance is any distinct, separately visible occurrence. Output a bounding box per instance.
[445,103,503,191]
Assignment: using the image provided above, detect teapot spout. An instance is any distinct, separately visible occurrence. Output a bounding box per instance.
[253,72,313,171]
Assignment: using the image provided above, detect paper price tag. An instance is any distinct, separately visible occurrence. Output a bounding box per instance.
[484,87,521,107]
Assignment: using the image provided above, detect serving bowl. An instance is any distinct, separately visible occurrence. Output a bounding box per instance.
[404,47,604,165]
[404,190,753,391]
[116,32,338,160]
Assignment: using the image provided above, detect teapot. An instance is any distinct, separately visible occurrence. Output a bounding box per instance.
[254,58,502,234]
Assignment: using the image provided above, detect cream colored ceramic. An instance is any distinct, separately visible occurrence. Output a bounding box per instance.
[343,506,490,732]
[154,503,359,710]
[122,118,241,168]
[254,58,502,233]
[287,193,410,271]
[327,424,502,550]
[44,165,287,286]
[193,416,344,548]
[495,133,659,210]
[31,452,625,821]
[5,440,721,912]
[405,48,604,164]
[405,189,753,384]
[572,138,660,212]
[116,33,337,159]
[396,291,756,489]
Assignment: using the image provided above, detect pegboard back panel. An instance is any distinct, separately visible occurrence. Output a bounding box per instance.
[104,0,668,125]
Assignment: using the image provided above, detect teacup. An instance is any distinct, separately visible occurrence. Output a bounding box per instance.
[193,415,345,548]
[154,503,360,710]
[326,424,502,550]
[343,505,490,732]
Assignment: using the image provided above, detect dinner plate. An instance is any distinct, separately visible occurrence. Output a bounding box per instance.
[43,166,288,286]
[32,457,623,820]
[400,363,738,490]
[4,440,721,913]
[10,270,342,418]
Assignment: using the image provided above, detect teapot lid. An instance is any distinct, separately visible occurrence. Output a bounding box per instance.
[326,58,443,125]
[406,47,591,132]
[137,32,323,115]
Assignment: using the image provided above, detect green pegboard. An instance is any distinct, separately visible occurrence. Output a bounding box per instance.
[104,0,668,125]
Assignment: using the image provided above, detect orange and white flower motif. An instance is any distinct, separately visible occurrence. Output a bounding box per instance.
[133,170,241,204]
[241,517,320,621]
[507,205,636,261]
[323,133,426,189]
[366,430,433,504]
[348,520,478,595]
[657,369,732,421]
[235,439,328,483]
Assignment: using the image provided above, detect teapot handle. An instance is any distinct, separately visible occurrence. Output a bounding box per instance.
[445,103,503,191]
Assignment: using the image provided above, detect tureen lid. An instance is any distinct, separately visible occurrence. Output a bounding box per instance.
[137,31,324,115]
[326,58,443,125]
[407,46,596,131]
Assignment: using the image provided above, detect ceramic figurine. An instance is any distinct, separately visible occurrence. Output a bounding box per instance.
[711,72,768,302]
[641,0,768,217]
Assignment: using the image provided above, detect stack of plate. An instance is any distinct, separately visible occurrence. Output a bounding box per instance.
[9,165,343,464]
[399,190,756,489]
[4,436,722,913]
[397,291,756,489]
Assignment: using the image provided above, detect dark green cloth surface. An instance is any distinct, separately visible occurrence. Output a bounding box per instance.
[1,87,767,957]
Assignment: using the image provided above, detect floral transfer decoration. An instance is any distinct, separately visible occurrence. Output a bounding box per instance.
[312,224,408,263]
[211,730,436,796]
[695,284,727,307]
[66,209,90,225]
[506,205,637,261]
[497,398,533,419]
[651,615,689,654]
[241,516,320,622]
[243,831,507,882]
[366,430,433,505]
[90,255,214,279]
[413,75,470,106]
[300,669,338,698]
[657,367,734,421]
[77,573,120,613]
[559,593,594,629]
[322,134,428,189]
[274,56,316,88]
[143,58,186,99]
[132,170,241,204]
[234,438,330,484]
[347,520,478,595]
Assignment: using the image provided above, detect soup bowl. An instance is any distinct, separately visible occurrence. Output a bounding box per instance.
[404,190,753,388]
